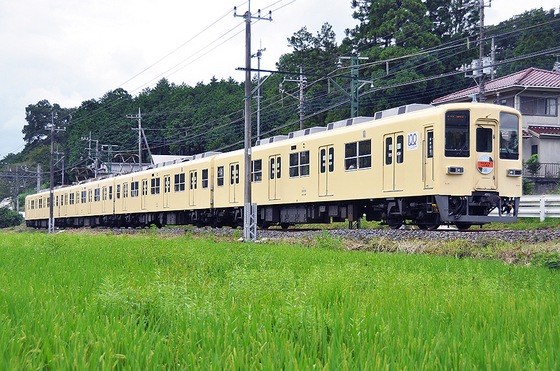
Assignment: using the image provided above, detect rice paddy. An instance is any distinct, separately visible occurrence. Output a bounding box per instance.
[0,231,559,370]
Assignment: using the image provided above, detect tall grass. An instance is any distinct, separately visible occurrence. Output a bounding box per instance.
[0,231,559,370]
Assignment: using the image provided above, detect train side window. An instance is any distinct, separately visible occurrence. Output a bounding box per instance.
[56,196,59,207]
[102,187,107,201]
[69,193,74,205]
[300,151,310,176]
[109,186,113,200]
[131,181,139,197]
[251,160,262,182]
[174,173,185,192]
[476,127,492,153]
[445,110,470,157]
[88,190,93,203]
[359,140,372,168]
[499,112,519,160]
[123,183,129,198]
[94,188,100,202]
[385,137,393,165]
[116,185,121,199]
[329,148,334,172]
[396,136,404,164]
[289,153,299,177]
[151,178,160,195]
[81,191,86,203]
[217,166,224,187]
[202,169,209,188]
[427,131,434,158]
[39,198,42,209]
[270,158,275,179]
[345,143,357,170]
[320,149,326,174]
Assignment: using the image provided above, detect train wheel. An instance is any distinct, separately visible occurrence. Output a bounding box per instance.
[387,219,403,229]
[454,223,472,230]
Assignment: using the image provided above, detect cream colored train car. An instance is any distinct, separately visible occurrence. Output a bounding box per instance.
[26,102,522,229]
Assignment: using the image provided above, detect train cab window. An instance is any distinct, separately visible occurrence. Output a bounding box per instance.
[476,127,492,153]
[251,160,262,182]
[499,112,519,160]
[217,166,224,187]
[116,185,121,199]
[396,136,404,163]
[385,137,392,165]
[445,110,470,157]
[151,178,160,195]
[174,173,185,192]
[202,169,209,189]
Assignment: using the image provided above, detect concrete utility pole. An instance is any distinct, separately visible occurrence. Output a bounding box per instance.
[252,45,266,141]
[234,1,272,242]
[127,108,143,165]
[283,67,307,130]
[477,0,491,102]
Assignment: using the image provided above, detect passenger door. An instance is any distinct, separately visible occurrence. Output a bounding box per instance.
[229,163,240,203]
[474,119,498,190]
[163,175,171,208]
[318,145,334,197]
[141,179,148,210]
[268,155,281,200]
[423,127,434,189]
[189,170,197,206]
[383,133,405,192]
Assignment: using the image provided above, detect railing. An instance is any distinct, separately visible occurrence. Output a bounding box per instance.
[522,162,560,179]
[518,195,560,221]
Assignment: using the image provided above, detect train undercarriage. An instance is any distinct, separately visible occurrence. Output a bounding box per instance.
[27,192,519,231]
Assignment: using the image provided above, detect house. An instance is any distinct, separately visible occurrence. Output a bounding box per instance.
[432,67,560,163]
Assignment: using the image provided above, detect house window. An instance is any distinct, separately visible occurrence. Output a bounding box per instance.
[289,151,310,177]
[174,173,185,192]
[217,166,224,187]
[151,178,160,195]
[520,97,557,116]
[202,169,209,188]
[251,160,262,182]
[532,145,538,156]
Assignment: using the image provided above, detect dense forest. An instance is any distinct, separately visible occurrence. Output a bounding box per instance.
[2,1,559,203]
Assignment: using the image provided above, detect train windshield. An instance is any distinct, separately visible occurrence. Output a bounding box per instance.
[499,112,519,160]
[445,110,470,157]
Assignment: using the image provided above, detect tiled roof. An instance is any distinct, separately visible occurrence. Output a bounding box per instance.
[527,125,560,137]
[433,68,560,104]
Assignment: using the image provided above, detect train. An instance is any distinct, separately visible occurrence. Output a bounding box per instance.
[25,102,522,230]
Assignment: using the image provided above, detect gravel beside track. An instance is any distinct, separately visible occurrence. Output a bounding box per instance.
[103,227,560,244]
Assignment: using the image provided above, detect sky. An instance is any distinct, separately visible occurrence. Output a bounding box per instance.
[0,0,558,160]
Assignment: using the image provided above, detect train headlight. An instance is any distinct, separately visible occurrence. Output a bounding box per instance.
[507,169,522,177]
[447,166,464,175]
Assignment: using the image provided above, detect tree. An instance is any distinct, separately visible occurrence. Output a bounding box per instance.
[22,100,73,145]
[0,207,23,228]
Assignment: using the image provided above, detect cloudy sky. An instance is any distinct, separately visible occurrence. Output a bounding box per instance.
[0,0,557,160]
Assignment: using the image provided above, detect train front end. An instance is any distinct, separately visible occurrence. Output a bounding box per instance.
[434,104,522,227]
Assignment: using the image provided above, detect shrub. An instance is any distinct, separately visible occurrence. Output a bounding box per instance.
[0,207,23,228]
[525,154,541,176]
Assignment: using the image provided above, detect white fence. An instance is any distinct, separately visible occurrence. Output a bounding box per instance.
[518,195,560,221]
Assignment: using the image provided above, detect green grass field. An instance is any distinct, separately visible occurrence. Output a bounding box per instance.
[1,231,559,370]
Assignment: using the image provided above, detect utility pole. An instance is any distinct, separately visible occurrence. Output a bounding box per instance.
[477,0,491,102]
[47,111,66,234]
[252,45,266,141]
[102,145,119,174]
[333,55,370,118]
[81,132,99,178]
[234,1,272,242]
[282,67,307,130]
[127,108,143,165]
